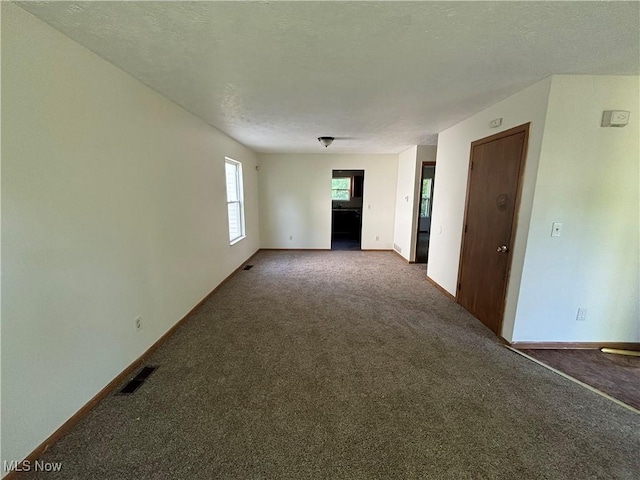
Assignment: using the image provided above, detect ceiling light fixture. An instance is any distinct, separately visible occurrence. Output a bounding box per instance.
[318,136,334,148]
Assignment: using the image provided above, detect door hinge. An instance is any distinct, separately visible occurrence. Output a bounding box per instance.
[470,161,474,170]
[464,224,468,233]
[457,282,462,291]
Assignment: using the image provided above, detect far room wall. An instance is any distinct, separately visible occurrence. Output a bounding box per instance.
[392,145,437,262]
[258,154,398,250]
[393,146,419,260]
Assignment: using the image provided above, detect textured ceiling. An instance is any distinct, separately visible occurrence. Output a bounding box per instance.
[16,1,640,153]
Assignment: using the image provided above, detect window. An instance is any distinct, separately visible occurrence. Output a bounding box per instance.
[331,177,351,201]
[225,158,245,244]
[420,178,433,218]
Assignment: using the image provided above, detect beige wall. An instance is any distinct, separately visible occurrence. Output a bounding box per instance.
[258,153,398,250]
[428,74,639,343]
[1,4,260,468]
[512,75,640,342]
[427,78,552,340]
[391,145,437,261]
[393,147,419,260]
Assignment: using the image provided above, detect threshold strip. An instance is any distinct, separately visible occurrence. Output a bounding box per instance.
[505,346,639,415]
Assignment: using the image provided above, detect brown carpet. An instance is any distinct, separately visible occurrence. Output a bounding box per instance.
[520,349,640,411]
[16,251,640,479]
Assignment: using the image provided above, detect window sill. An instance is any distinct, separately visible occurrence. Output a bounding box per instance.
[230,236,246,246]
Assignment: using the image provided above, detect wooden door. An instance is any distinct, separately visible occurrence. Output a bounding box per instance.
[457,124,529,335]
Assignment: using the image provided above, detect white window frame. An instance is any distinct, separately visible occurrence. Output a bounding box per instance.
[225,157,246,245]
[331,177,352,201]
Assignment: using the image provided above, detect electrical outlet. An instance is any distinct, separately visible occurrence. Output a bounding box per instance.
[576,308,587,322]
[289,235,293,240]
[135,316,142,330]
[375,235,379,241]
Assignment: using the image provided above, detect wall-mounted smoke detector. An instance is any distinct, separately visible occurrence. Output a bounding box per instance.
[318,137,334,147]
[601,110,630,127]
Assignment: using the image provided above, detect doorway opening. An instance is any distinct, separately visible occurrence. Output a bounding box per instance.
[331,170,364,250]
[415,163,436,264]
[457,123,529,336]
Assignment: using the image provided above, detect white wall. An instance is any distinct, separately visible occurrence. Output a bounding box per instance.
[416,145,438,166]
[512,76,640,342]
[428,74,639,344]
[1,4,260,470]
[393,147,419,260]
[391,145,437,262]
[258,153,398,249]
[427,78,552,340]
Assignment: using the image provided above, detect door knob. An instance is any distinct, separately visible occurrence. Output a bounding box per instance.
[497,245,509,253]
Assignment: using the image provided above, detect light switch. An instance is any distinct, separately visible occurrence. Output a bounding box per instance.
[551,222,562,237]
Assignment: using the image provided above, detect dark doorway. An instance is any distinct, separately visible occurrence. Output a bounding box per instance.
[415,163,436,263]
[331,170,364,250]
[457,123,529,336]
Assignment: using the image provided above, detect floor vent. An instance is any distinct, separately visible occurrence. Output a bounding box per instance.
[117,365,158,395]
[243,265,254,270]
[135,366,157,381]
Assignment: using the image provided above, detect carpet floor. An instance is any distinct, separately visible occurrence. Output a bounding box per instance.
[520,349,640,411]
[19,251,640,479]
